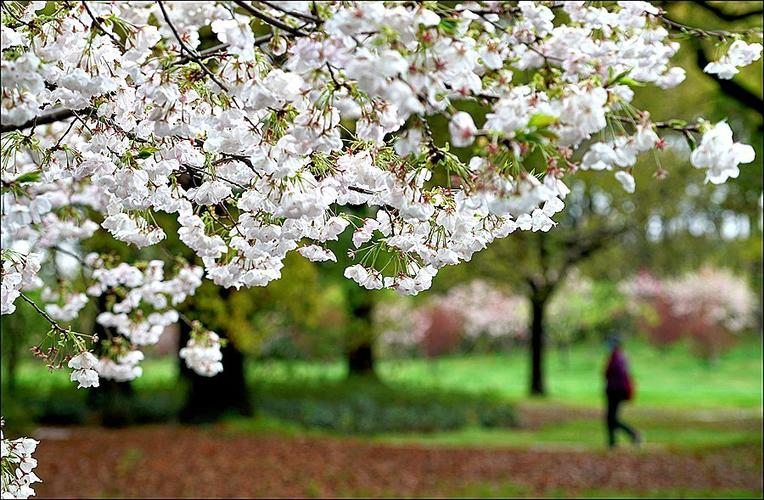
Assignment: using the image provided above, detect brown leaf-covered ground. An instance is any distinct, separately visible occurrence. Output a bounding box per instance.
[33,424,763,498]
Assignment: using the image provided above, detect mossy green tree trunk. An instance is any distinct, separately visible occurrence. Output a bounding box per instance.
[346,297,376,378]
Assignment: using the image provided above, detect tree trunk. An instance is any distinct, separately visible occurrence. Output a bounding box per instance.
[347,340,375,376]
[179,318,252,423]
[529,294,547,396]
[346,300,376,378]
[88,295,135,427]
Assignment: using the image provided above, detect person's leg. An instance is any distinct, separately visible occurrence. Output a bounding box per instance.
[612,396,639,443]
[606,393,618,448]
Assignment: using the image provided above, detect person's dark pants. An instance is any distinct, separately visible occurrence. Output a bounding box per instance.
[606,390,637,448]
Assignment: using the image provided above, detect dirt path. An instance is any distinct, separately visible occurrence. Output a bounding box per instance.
[32,426,763,498]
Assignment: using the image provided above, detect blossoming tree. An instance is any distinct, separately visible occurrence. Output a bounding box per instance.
[621,267,757,360]
[376,280,528,356]
[1,1,761,496]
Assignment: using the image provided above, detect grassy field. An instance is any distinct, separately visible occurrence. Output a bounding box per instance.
[246,336,764,410]
[9,335,763,411]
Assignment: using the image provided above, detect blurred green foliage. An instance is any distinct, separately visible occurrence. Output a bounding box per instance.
[252,378,516,433]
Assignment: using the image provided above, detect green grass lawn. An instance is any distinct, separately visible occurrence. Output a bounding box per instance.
[219,406,762,453]
[369,411,763,451]
[247,336,764,410]
[9,335,763,411]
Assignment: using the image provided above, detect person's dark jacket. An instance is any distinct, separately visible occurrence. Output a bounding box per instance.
[605,348,633,399]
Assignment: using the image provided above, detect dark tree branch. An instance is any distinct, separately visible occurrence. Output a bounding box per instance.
[258,0,322,25]
[176,42,230,64]
[170,33,272,65]
[692,0,764,22]
[231,0,308,36]
[81,1,125,49]
[693,39,764,114]
[1,108,76,133]
[157,1,230,92]
[560,225,629,275]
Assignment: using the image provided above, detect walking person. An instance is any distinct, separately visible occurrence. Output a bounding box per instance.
[604,335,641,449]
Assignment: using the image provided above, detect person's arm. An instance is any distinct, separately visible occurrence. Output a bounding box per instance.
[605,351,616,378]
[622,352,634,399]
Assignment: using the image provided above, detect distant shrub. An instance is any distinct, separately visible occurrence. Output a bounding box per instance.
[376,280,528,357]
[621,267,757,361]
[253,378,517,434]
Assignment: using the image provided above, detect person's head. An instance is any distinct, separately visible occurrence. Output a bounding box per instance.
[605,333,622,351]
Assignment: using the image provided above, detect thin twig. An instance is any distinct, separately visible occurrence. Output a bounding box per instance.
[157,1,230,92]
[258,0,322,25]
[659,13,763,39]
[54,246,92,267]
[183,163,248,189]
[81,1,125,49]
[19,293,70,334]
[232,0,309,36]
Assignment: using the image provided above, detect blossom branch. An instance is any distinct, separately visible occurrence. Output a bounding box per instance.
[18,293,90,343]
[258,0,322,25]
[691,0,764,22]
[157,1,230,92]
[81,1,126,49]
[658,13,763,39]
[231,0,309,36]
[692,38,764,113]
[1,108,77,133]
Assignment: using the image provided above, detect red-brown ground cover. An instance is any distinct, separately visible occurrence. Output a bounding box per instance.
[33,425,762,498]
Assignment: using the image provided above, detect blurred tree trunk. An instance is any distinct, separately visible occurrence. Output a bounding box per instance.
[179,288,252,423]
[523,227,625,397]
[346,299,376,378]
[529,291,549,396]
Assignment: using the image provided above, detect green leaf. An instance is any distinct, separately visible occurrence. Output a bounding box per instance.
[683,131,697,151]
[136,147,158,159]
[618,76,645,88]
[607,68,645,88]
[438,17,458,35]
[531,72,546,90]
[607,68,631,86]
[528,114,558,129]
[536,128,559,140]
[15,171,41,183]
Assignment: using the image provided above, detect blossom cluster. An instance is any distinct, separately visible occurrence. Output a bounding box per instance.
[689,121,756,185]
[74,257,204,387]
[26,255,205,390]
[179,330,225,377]
[0,252,40,315]
[0,420,40,500]
[704,39,763,80]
